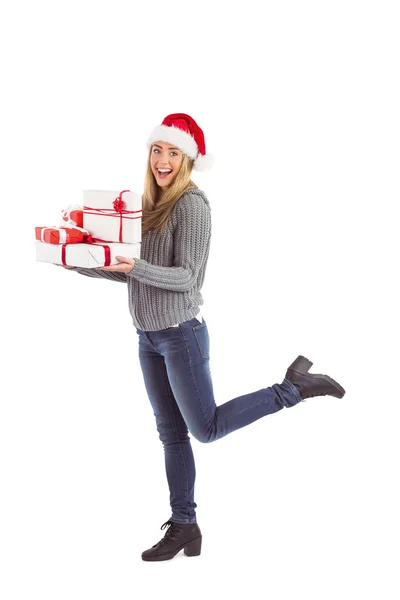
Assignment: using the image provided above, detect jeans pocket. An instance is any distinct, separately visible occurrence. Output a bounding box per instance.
[193,322,209,359]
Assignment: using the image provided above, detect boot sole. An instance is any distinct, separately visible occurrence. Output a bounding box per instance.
[288,355,346,398]
[141,536,202,561]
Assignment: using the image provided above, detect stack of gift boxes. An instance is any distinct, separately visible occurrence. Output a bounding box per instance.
[35,190,142,267]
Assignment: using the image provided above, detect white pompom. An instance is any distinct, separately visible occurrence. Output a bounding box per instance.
[194,153,214,172]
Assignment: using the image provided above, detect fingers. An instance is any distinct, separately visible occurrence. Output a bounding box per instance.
[97,264,131,272]
[115,256,134,264]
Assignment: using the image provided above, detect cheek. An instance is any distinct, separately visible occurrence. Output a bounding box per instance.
[172,164,181,178]
[174,157,183,170]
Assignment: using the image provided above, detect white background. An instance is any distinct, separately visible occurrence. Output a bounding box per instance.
[1,0,399,598]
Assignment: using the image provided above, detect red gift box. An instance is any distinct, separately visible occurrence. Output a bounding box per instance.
[35,226,87,244]
[61,205,83,228]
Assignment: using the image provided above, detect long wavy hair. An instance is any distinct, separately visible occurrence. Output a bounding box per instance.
[141,147,198,234]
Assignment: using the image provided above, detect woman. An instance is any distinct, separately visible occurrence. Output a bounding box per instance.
[66,113,346,562]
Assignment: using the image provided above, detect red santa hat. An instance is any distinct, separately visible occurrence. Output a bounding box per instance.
[147,113,214,172]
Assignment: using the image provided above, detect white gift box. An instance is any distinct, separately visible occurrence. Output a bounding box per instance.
[82,190,142,244]
[35,240,141,268]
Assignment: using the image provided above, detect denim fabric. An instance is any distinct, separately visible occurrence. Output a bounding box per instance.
[136,316,302,524]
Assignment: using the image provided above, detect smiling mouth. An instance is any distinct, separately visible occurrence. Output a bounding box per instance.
[157,169,173,179]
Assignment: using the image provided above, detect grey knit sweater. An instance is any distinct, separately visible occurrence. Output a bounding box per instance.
[69,188,212,331]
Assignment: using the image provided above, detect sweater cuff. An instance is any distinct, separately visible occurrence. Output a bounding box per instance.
[127,258,148,280]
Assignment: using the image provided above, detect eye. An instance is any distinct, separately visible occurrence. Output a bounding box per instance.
[153,148,159,153]
[171,151,178,156]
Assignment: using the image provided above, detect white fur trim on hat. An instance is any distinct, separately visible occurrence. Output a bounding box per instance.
[147,125,198,159]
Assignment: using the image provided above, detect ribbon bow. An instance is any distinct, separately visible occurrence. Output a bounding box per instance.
[113,197,125,212]
[61,204,83,227]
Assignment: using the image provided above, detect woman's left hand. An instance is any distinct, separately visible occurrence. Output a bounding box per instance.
[97,256,136,273]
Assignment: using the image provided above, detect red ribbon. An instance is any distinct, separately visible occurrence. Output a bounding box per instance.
[83,190,141,243]
[114,190,128,242]
[84,234,112,244]
[61,242,111,267]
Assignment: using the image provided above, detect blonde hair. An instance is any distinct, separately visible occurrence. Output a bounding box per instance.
[141,148,198,234]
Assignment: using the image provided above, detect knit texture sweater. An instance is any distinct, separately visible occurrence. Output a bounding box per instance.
[69,188,212,331]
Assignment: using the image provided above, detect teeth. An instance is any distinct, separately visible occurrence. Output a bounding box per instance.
[158,169,171,173]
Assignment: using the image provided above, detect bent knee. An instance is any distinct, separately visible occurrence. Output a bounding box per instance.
[191,429,215,444]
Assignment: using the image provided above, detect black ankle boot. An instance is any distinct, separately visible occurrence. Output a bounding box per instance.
[285,355,346,400]
[141,520,202,562]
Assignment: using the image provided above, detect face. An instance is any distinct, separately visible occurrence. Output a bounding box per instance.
[150,141,184,188]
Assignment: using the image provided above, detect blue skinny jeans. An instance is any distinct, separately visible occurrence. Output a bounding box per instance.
[136,315,302,524]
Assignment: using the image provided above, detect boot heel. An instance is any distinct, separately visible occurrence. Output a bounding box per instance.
[289,355,313,373]
[184,536,202,557]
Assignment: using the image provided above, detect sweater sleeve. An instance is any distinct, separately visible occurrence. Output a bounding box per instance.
[127,194,211,292]
[68,267,127,282]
